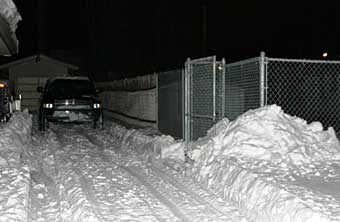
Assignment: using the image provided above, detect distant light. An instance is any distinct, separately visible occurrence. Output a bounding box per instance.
[322,52,328,58]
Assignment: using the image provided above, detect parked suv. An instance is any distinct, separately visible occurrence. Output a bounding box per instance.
[37,76,103,131]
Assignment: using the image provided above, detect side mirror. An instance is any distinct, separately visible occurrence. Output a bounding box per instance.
[37,86,43,93]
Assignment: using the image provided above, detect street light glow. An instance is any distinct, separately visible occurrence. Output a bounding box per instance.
[322,52,328,58]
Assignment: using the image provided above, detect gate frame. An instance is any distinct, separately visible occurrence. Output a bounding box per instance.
[184,56,226,151]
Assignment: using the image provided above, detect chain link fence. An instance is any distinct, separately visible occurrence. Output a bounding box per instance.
[183,53,340,143]
[225,57,262,121]
[184,56,227,141]
[158,69,183,139]
[101,52,340,143]
[266,58,340,134]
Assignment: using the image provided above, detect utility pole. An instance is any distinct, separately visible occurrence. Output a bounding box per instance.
[37,0,46,55]
[202,3,207,56]
[86,0,96,79]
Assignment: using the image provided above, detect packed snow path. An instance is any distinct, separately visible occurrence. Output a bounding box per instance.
[28,123,247,222]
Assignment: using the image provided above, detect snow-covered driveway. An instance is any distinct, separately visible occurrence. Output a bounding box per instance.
[3,105,340,222]
[28,122,247,222]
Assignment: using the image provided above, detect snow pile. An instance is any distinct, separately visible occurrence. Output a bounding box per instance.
[0,167,30,222]
[0,111,32,222]
[109,124,185,162]
[187,105,340,222]
[106,104,340,221]
[0,0,21,50]
[0,0,21,32]
[0,111,32,167]
[190,105,340,165]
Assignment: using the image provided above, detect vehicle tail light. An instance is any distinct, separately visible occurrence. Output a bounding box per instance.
[93,103,101,109]
[43,103,53,108]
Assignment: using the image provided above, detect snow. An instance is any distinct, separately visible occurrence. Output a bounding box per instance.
[0,110,246,221]
[186,105,340,221]
[0,0,21,32]
[53,110,92,122]
[107,105,340,221]
[108,124,185,163]
[0,110,32,221]
[1,105,340,221]
[0,0,21,49]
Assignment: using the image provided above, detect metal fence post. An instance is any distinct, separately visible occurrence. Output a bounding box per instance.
[222,58,226,118]
[182,68,185,141]
[184,58,191,149]
[259,51,266,107]
[155,72,159,130]
[213,56,216,123]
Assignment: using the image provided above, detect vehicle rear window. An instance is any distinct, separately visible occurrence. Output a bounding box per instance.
[46,80,96,97]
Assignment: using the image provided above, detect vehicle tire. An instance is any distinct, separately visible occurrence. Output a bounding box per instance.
[93,113,104,129]
[39,115,43,131]
[39,116,45,131]
[5,114,11,122]
[39,112,48,131]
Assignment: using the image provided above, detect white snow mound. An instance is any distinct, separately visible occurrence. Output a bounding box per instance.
[0,110,32,167]
[188,105,340,222]
[190,104,340,165]
[0,111,32,222]
[109,124,185,163]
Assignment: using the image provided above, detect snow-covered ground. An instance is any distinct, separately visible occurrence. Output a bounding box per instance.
[108,105,340,222]
[1,105,340,221]
[0,111,247,221]
[0,111,31,222]
[187,105,340,222]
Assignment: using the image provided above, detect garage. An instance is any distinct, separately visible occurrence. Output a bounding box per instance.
[0,54,79,111]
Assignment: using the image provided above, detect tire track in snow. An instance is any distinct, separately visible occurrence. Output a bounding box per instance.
[149,165,246,221]
[53,128,108,222]
[82,131,192,221]
[28,132,60,222]
[149,166,225,216]
[55,126,180,221]
[83,127,247,222]
[121,165,241,222]
[66,157,108,222]
[119,165,191,222]
[81,131,185,221]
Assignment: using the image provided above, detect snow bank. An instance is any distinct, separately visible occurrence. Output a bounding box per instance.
[0,0,21,50]
[0,0,21,32]
[108,124,185,163]
[108,104,340,221]
[0,111,32,167]
[0,111,32,221]
[190,105,340,165]
[188,105,340,222]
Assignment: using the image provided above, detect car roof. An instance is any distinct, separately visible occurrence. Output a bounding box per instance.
[45,76,91,86]
[48,76,90,82]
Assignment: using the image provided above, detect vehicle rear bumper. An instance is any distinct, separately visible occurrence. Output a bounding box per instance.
[44,109,101,123]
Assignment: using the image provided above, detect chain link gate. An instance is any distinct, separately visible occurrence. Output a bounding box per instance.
[224,54,265,121]
[184,56,225,144]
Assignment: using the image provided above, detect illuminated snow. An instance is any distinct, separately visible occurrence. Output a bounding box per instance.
[187,105,340,222]
[1,105,340,221]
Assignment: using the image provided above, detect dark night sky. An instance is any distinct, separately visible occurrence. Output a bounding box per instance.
[9,0,340,80]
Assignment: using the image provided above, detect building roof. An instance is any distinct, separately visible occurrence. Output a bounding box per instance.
[0,54,80,70]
